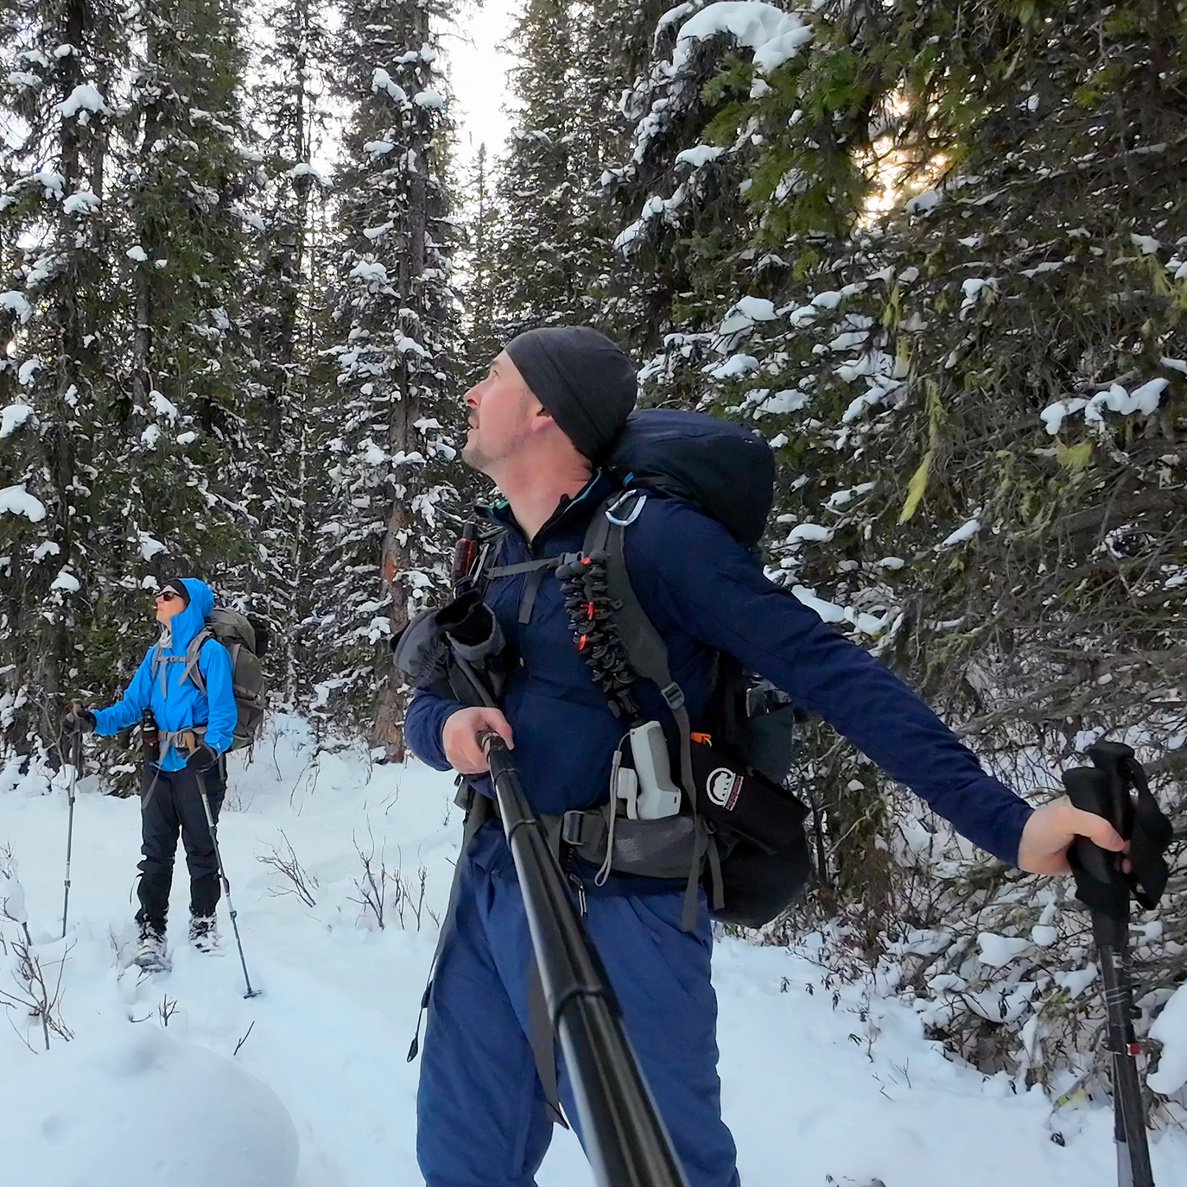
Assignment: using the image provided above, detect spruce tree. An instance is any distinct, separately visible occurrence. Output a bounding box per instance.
[245,0,333,706]
[311,0,461,749]
[83,0,263,721]
[0,0,121,752]
[459,141,501,377]
[606,0,1186,1081]
[488,0,665,337]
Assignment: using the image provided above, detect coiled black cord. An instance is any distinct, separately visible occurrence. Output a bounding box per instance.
[555,551,639,721]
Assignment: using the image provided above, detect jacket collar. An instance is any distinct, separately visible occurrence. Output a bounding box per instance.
[485,473,614,550]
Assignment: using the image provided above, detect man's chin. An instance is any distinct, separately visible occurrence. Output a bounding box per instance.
[460,441,487,473]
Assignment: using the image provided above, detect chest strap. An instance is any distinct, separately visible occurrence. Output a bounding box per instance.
[486,555,563,624]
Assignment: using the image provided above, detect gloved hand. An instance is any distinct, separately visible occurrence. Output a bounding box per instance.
[185,742,219,772]
[63,706,96,734]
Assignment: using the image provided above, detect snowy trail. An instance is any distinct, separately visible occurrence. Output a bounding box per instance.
[1,717,1184,1187]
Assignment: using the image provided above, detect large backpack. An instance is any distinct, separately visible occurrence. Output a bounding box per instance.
[170,608,267,751]
[463,408,813,928]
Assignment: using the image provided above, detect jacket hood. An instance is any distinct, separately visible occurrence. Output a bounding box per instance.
[165,577,214,651]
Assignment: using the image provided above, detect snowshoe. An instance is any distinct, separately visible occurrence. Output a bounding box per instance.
[134,924,170,972]
[189,915,219,953]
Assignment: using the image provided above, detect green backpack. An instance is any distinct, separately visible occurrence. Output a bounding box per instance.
[179,608,267,751]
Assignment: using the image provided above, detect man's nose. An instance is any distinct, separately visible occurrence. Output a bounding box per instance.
[463,383,482,408]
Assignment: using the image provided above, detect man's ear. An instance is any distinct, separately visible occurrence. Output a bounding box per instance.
[529,405,557,435]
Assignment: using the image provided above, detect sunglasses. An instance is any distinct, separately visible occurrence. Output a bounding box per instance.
[155,590,183,602]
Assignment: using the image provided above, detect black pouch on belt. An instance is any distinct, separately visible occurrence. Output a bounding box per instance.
[689,739,812,928]
[689,740,808,852]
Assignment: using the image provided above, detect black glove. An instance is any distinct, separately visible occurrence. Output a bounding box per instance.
[63,707,96,734]
[185,742,219,772]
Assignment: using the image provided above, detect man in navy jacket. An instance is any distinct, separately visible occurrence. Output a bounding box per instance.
[404,327,1125,1187]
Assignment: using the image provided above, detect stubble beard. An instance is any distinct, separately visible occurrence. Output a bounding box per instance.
[462,424,527,482]
[461,433,491,476]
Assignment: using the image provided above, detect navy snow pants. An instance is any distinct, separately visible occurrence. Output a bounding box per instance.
[416,822,740,1187]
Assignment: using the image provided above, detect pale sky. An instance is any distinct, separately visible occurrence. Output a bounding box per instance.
[442,0,521,165]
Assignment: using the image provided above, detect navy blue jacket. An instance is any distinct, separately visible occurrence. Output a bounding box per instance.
[404,476,1033,866]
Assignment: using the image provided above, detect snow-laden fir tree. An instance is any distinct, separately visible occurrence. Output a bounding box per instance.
[0,0,122,753]
[458,141,501,378]
[243,0,334,706]
[489,0,659,337]
[605,0,1185,1094]
[1,0,268,768]
[86,0,264,721]
[310,0,462,749]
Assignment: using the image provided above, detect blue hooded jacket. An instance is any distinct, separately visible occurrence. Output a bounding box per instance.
[92,578,236,770]
[404,477,1035,868]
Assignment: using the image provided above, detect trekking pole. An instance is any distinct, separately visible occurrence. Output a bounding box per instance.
[1064,741,1172,1187]
[61,729,82,939]
[195,771,262,999]
[479,730,689,1187]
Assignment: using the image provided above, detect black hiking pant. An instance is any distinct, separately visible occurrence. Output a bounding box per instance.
[136,761,226,932]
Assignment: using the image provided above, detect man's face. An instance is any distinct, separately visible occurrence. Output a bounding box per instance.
[462,352,539,475]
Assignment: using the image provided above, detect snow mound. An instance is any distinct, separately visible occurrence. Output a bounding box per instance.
[0,402,35,437]
[56,83,110,119]
[0,291,34,324]
[0,1027,298,1187]
[675,144,726,168]
[50,567,80,593]
[976,932,1033,967]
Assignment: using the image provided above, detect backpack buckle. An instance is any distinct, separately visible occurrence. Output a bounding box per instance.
[561,810,588,847]
[605,490,647,527]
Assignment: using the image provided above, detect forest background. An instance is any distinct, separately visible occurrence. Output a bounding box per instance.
[2,0,1185,1116]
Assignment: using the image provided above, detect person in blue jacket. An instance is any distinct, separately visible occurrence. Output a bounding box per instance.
[403,327,1127,1187]
[65,577,237,968]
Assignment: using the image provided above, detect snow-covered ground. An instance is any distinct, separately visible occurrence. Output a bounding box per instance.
[1,716,1184,1187]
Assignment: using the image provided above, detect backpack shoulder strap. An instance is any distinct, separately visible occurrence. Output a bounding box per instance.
[591,493,696,806]
[181,628,213,696]
[480,526,563,625]
[593,493,719,918]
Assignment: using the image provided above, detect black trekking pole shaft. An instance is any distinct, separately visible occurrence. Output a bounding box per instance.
[61,731,81,938]
[196,772,261,999]
[480,731,689,1187]
[1095,912,1155,1187]
[1066,754,1156,1187]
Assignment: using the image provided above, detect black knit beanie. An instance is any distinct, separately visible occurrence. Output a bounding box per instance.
[505,326,637,462]
[160,578,190,608]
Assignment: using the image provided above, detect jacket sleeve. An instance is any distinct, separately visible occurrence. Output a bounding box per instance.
[404,689,467,771]
[630,500,1034,866]
[197,640,237,754]
[91,648,155,735]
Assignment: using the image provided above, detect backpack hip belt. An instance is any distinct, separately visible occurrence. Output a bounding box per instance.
[160,727,203,753]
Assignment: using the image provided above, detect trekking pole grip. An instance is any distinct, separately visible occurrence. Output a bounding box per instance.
[1064,767,1118,879]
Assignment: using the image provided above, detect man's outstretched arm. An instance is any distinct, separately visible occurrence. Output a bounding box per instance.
[630,498,1123,869]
